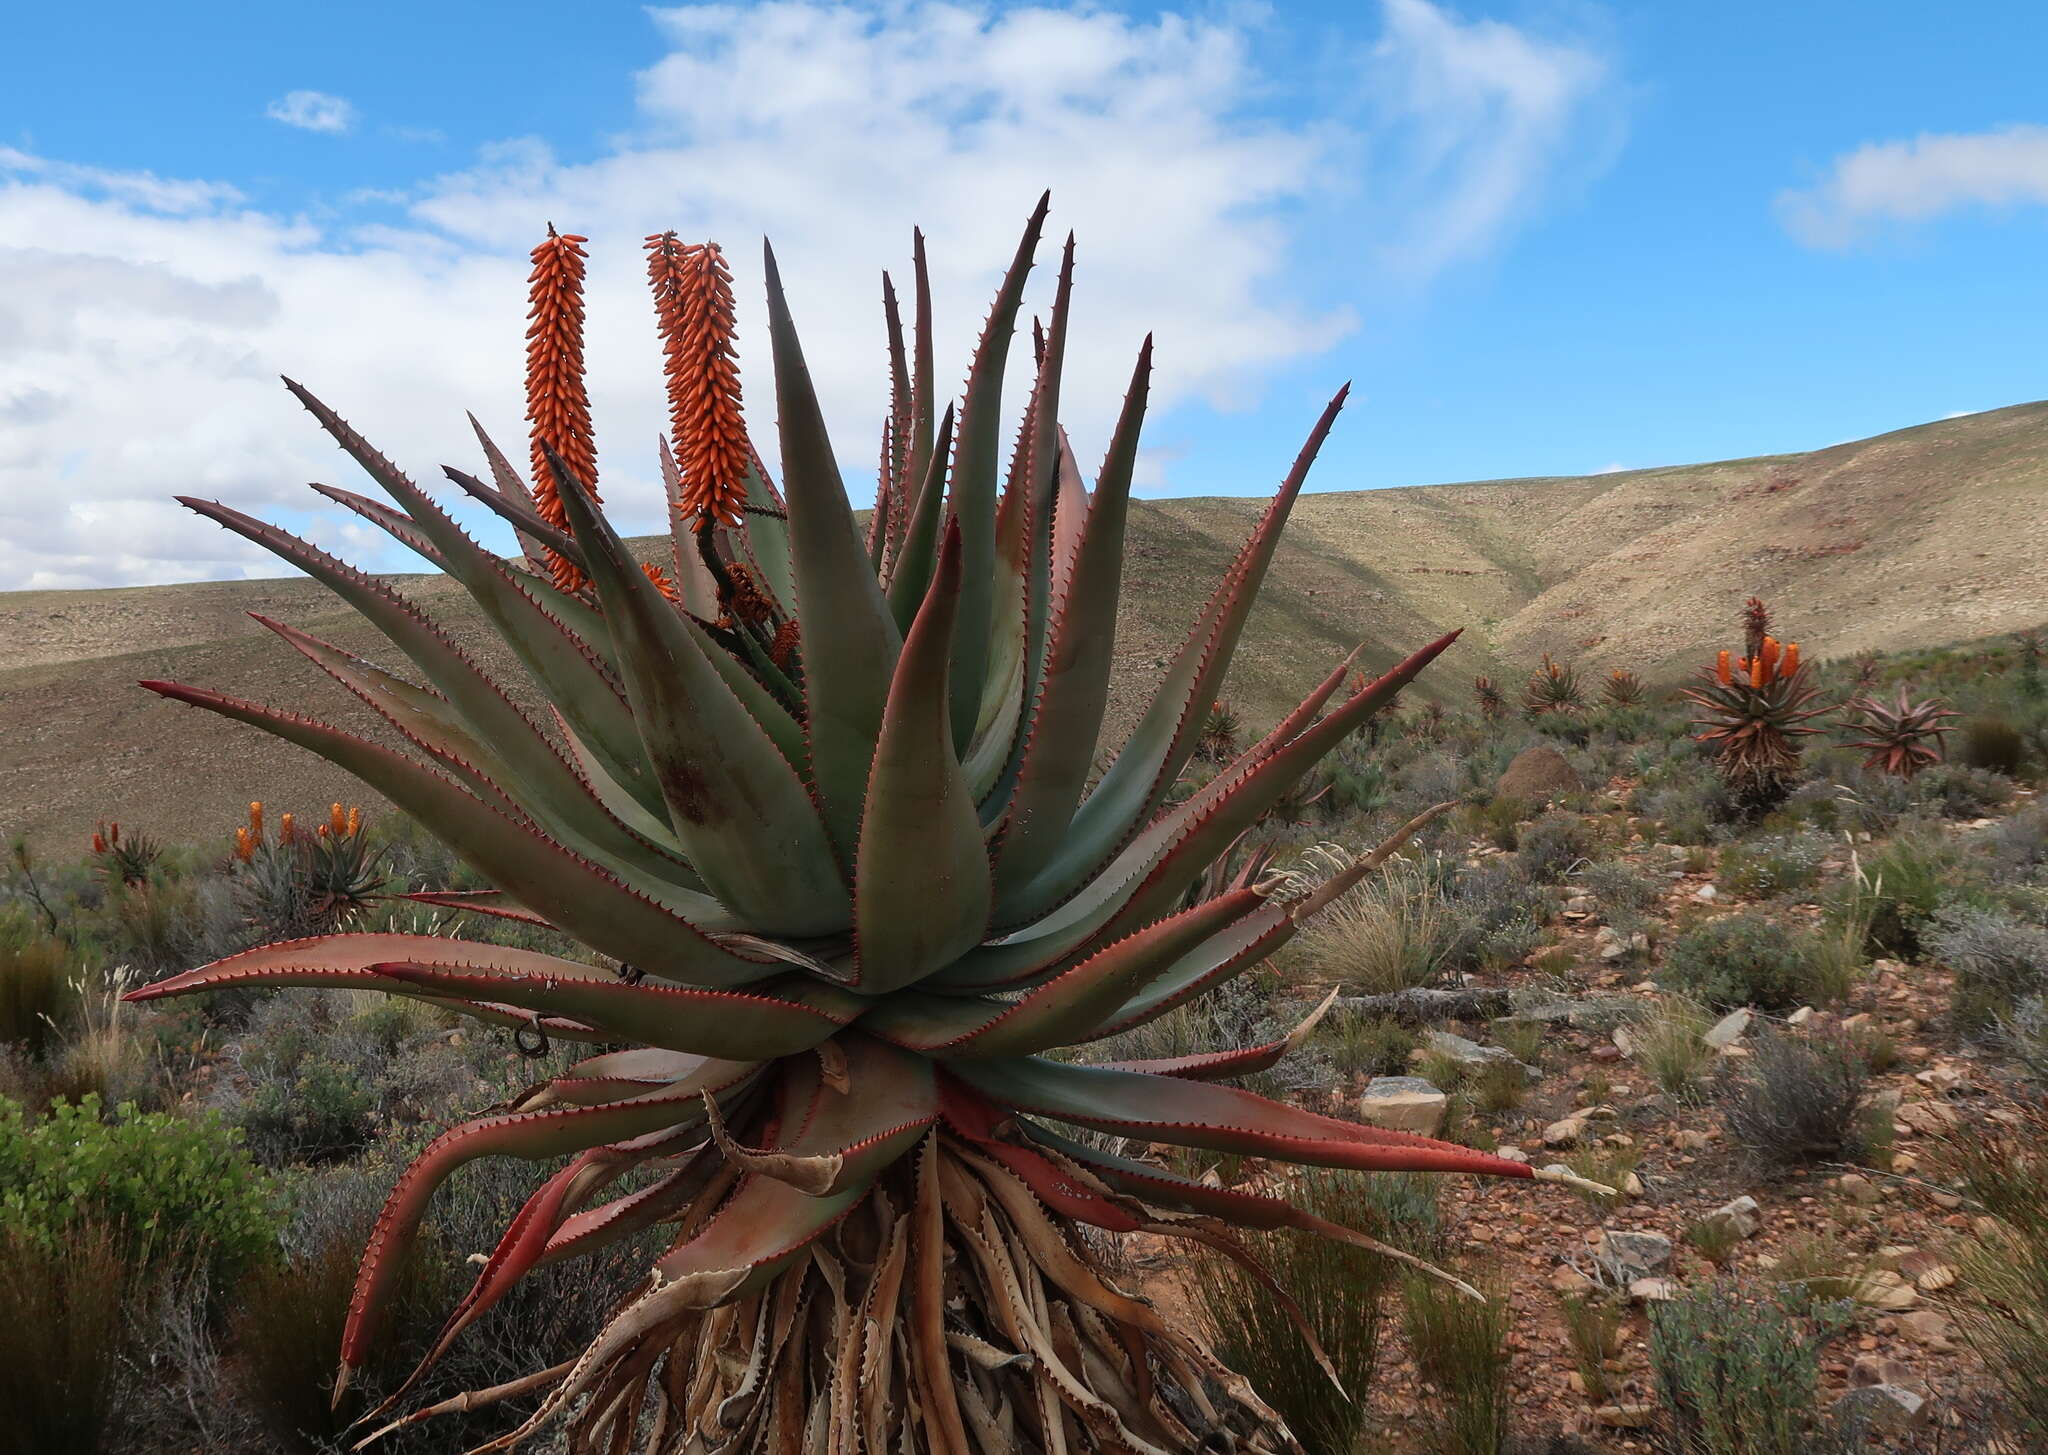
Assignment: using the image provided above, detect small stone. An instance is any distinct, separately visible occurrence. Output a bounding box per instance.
[1629,1277,1680,1302]
[1897,1250,1957,1291]
[1853,1269,1920,1310]
[1673,1129,1711,1150]
[1495,1145,1530,1163]
[1542,1117,1588,1148]
[1595,1230,1674,1282]
[1693,884,1719,903]
[1594,1403,1657,1429]
[1704,1008,1752,1049]
[1552,1263,1596,1294]
[1902,1310,1953,1345]
[1851,1355,1917,1388]
[1700,1195,1762,1241]
[1786,1005,1816,1026]
[1359,1077,1448,1137]
[1835,1384,1928,1431]
[1915,1065,1968,1095]
[1423,1029,1541,1084]
[1838,1173,1882,1206]
[1896,1100,1962,1136]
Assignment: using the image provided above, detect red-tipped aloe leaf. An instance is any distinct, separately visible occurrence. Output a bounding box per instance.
[761,239,904,858]
[138,683,781,987]
[547,454,851,935]
[854,522,991,992]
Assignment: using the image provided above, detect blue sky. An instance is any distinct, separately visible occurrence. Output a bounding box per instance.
[4,1,2046,588]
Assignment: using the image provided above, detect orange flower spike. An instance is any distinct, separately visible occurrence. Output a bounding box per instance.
[279,812,296,846]
[1716,650,1732,687]
[1781,642,1800,678]
[109,822,120,845]
[646,234,750,528]
[1758,636,1782,681]
[642,561,682,603]
[329,802,348,837]
[91,830,106,855]
[526,226,598,591]
[233,827,254,863]
[1750,653,1768,689]
[346,806,362,837]
[249,801,264,841]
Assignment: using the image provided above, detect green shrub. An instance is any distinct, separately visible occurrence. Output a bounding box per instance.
[1318,1012,1415,1079]
[1559,1292,1625,1402]
[1927,903,2048,1029]
[1632,996,1717,1101]
[1660,913,1813,1012]
[1719,1031,1873,1175]
[0,1095,275,1284]
[1716,833,1828,899]
[0,1219,129,1455]
[1832,829,1960,957]
[1574,859,1662,916]
[1196,1169,1408,1455]
[1934,1105,2048,1446]
[1648,1280,1856,1455]
[0,934,75,1055]
[1959,715,2027,775]
[1402,1275,1511,1455]
[1518,812,1601,884]
[1913,762,2014,819]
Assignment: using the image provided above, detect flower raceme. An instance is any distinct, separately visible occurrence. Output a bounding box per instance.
[129,200,1592,1453]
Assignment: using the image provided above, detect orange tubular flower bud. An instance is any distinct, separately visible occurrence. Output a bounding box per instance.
[346,806,362,837]
[1715,650,1732,687]
[249,802,264,840]
[1758,636,1781,681]
[1781,642,1800,678]
[330,802,347,837]
[642,561,682,603]
[646,234,751,529]
[526,226,598,591]
[234,827,254,863]
[280,812,296,846]
[91,832,106,855]
[1750,654,1767,689]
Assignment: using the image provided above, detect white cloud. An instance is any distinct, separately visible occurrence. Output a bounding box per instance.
[266,90,358,135]
[1778,124,2048,248]
[0,2,1613,589]
[1355,0,1616,278]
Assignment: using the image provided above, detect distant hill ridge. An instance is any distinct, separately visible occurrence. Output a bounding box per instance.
[5,400,2046,850]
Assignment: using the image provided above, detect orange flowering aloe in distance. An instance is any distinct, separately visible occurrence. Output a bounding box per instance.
[1682,596,1829,811]
[132,196,1590,1453]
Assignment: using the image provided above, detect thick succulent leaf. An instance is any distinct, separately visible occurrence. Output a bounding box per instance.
[372,964,862,1060]
[338,1058,759,1371]
[927,642,1369,990]
[440,462,582,567]
[400,890,551,925]
[280,379,660,813]
[253,615,709,897]
[761,240,905,855]
[886,401,955,638]
[517,1048,716,1107]
[310,483,451,569]
[1094,633,1459,938]
[467,411,556,576]
[947,1056,1538,1178]
[547,455,850,934]
[946,194,1049,751]
[703,1034,938,1195]
[1092,989,1339,1082]
[126,934,606,1003]
[905,228,937,536]
[1013,233,1077,756]
[652,439,723,619]
[961,439,1032,808]
[1002,386,1351,924]
[733,456,796,616]
[173,495,654,823]
[862,888,1268,1058]
[989,339,1151,898]
[855,522,991,991]
[138,683,782,987]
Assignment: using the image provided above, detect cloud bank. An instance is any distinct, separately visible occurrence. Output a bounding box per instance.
[1780,123,2048,247]
[0,1,1612,589]
[266,90,358,134]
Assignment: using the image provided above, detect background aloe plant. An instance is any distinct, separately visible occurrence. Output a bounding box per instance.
[127,197,1576,1453]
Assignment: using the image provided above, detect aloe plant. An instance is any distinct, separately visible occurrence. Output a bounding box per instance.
[129,199,1580,1452]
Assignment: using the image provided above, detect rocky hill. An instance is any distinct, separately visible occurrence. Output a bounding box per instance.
[4,400,2045,852]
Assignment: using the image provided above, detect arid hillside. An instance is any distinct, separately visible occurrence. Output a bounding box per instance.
[4,400,2045,852]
